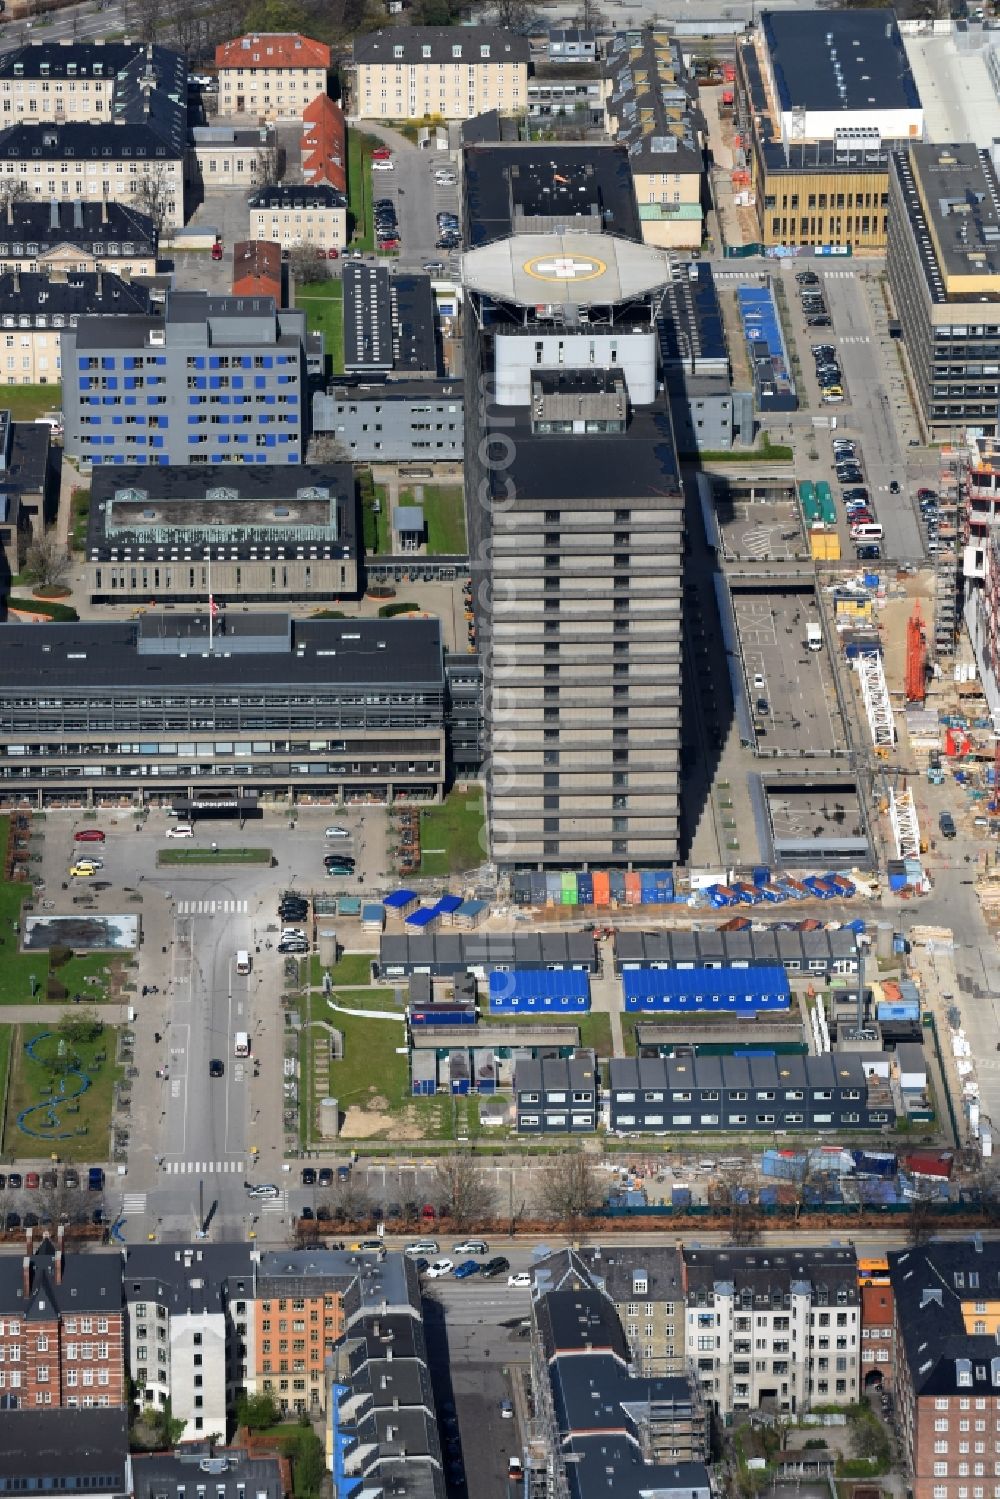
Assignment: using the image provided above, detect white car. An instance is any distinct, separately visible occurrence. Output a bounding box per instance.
[426,1258,454,1279]
[280,927,307,941]
[507,1272,532,1288]
[371,160,394,172]
[325,826,350,838]
[247,1184,279,1200]
[166,824,194,839]
[452,1239,488,1255]
[73,857,103,871]
[753,672,765,690]
[404,1240,439,1257]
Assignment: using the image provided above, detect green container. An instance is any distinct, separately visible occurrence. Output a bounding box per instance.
[561,872,578,905]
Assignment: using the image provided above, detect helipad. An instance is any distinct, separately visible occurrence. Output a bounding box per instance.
[462,231,673,307]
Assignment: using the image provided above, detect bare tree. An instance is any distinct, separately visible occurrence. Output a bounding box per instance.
[131,165,176,240]
[488,0,533,30]
[576,0,604,31]
[0,179,30,216]
[324,1177,373,1225]
[535,1152,603,1227]
[434,1154,495,1229]
[713,1157,762,1246]
[24,534,73,591]
[254,142,285,189]
[906,1186,938,1246]
[287,242,331,284]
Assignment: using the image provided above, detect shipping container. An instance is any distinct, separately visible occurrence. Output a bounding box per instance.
[561,871,578,905]
[671,1186,692,1208]
[410,1007,477,1028]
[530,871,548,906]
[624,871,642,906]
[817,480,836,525]
[876,1001,920,1023]
[512,873,531,905]
[592,870,611,907]
[752,866,771,887]
[546,872,562,905]
[577,872,594,906]
[610,870,627,904]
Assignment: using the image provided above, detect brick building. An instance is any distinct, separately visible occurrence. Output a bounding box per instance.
[859,1257,894,1393]
[253,1250,353,1414]
[0,1233,125,1408]
[890,1240,1000,1499]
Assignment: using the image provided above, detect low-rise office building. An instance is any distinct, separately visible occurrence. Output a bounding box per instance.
[188,124,280,190]
[312,380,462,462]
[604,31,704,250]
[247,184,346,252]
[609,1053,892,1134]
[0,269,149,386]
[513,1049,597,1133]
[614,925,859,976]
[215,33,330,122]
[0,1409,131,1499]
[0,612,446,807]
[352,26,528,122]
[888,142,1000,440]
[342,262,438,378]
[683,1245,860,1416]
[84,463,358,604]
[61,290,311,468]
[0,199,156,277]
[735,9,923,252]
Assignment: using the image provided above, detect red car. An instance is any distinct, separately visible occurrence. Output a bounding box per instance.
[328,248,339,260]
[25,1172,39,1190]
[211,241,223,261]
[371,147,392,161]
[378,237,400,250]
[420,1204,436,1220]
[74,828,106,842]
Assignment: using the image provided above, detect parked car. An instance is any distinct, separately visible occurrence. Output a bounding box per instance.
[856,544,881,560]
[507,1272,532,1288]
[302,1167,317,1186]
[25,1172,39,1189]
[325,826,350,838]
[166,823,194,839]
[482,1256,511,1278]
[807,315,832,327]
[452,1239,488,1254]
[211,241,223,261]
[372,146,392,161]
[427,1258,454,1279]
[940,811,957,839]
[405,1240,439,1256]
[74,828,106,842]
[796,271,819,284]
[453,1259,480,1279]
[500,1400,514,1420]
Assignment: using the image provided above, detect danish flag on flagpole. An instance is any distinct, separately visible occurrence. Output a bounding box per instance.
[209,596,220,617]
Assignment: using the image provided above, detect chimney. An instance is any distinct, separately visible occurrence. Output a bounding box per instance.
[73,197,83,231]
[56,1224,65,1284]
[96,271,102,300]
[49,199,59,231]
[5,194,12,228]
[21,1255,30,1299]
[13,270,19,296]
[25,1225,33,1256]
[100,184,107,226]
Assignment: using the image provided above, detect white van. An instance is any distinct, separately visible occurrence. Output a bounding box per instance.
[850,522,883,541]
[236,950,251,975]
[234,1031,250,1057]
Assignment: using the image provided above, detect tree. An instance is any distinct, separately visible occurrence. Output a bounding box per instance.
[0,179,29,216]
[236,1391,282,1431]
[287,242,331,284]
[434,1154,495,1228]
[57,1010,103,1047]
[713,1157,761,1246]
[535,1152,602,1226]
[23,534,73,591]
[244,0,308,30]
[254,142,285,189]
[488,0,533,29]
[576,0,603,30]
[320,1176,372,1224]
[131,165,176,239]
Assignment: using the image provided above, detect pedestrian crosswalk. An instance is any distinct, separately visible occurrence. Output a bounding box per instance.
[122,1193,147,1215]
[176,899,249,915]
[259,1194,289,1215]
[161,1159,245,1175]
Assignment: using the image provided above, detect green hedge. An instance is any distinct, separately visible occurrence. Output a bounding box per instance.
[378,601,420,618]
[8,597,79,621]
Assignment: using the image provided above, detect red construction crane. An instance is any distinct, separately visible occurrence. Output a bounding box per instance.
[992,738,1000,814]
[905,602,928,704]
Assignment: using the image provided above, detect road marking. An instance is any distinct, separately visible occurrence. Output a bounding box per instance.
[259,1193,289,1214]
[122,1192,147,1214]
[163,1159,245,1174]
[177,899,248,915]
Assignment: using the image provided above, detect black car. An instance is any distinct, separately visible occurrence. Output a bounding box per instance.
[279,903,308,918]
[279,940,309,952]
[856,544,881,560]
[301,1206,315,1220]
[807,315,832,327]
[318,1167,333,1187]
[324,853,356,868]
[302,1167,317,1185]
[940,811,957,839]
[209,1058,224,1077]
[8,1173,22,1190]
[482,1255,511,1278]
[4,1212,20,1231]
[796,271,819,284]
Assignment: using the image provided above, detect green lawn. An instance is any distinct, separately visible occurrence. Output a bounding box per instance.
[310,951,374,986]
[70,487,92,551]
[347,131,381,252]
[413,789,486,876]
[5,1021,121,1162]
[0,877,41,1006]
[0,1025,12,1134]
[358,469,389,555]
[399,485,467,554]
[311,989,450,1140]
[156,847,272,865]
[0,386,60,422]
[296,280,343,375]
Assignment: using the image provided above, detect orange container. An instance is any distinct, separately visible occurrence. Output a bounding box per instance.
[592,870,611,907]
[624,871,642,906]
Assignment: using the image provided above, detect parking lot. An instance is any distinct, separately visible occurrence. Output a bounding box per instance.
[765,781,867,849]
[375,146,463,273]
[732,587,847,755]
[717,496,808,563]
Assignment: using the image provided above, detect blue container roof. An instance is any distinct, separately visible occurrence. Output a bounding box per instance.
[434,894,463,914]
[455,899,486,917]
[622,965,791,1009]
[384,889,417,909]
[488,969,590,1001]
[405,907,439,929]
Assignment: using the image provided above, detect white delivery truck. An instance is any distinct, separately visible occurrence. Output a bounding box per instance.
[236,949,251,975]
[806,622,823,651]
[234,1031,250,1057]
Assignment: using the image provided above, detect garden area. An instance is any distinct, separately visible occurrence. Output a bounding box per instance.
[397,484,466,553]
[296,281,343,375]
[2,1012,121,1162]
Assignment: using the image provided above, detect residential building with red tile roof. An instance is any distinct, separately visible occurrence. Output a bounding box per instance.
[301,95,347,194]
[215,33,330,121]
[232,240,283,303]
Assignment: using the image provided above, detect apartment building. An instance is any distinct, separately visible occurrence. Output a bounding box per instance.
[233,240,282,302]
[0,405,53,545]
[0,269,148,386]
[535,1245,686,1376]
[189,125,280,190]
[682,1246,860,1416]
[247,184,347,252]
[0,612,447,807]
[300,94,346,192]
[352,27,528,122]
[0,119,185,230]
[0,1232,125,1409]
[890,1240,1000,1499]
[215,33,330,121]
[531,1287,710,1499]
[84,462,358,604]
[253,1250,353,1414]
[61,290,310,468]
[0,199,156,277]
[888,143,1000,440]
[0,40,186,124]
[604,31,703,250]
[0,1410,131,1499]
[132,1444,284,1499]
[860,1270,895,1393]
[123,1243,256,1443]
[512,1050,597,1133]
[735,9,923,252]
